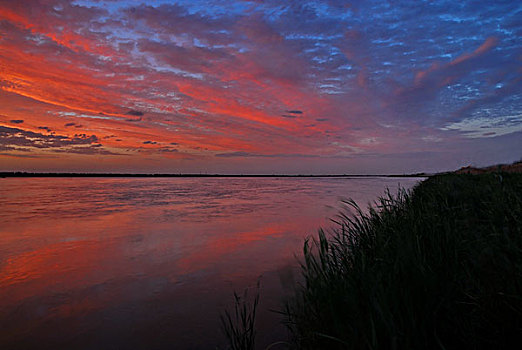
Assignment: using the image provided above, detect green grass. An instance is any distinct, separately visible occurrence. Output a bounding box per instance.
[283,173,522,349]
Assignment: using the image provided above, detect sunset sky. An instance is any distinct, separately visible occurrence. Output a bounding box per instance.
[1,0,520,174]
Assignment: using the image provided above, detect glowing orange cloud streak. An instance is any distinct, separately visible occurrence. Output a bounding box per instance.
[2,38,327,147]
[0,5,119,57]
[0,1,355,171]
[177,83,298,130]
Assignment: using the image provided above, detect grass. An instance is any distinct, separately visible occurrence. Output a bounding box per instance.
[220,281,260,350]
[282,173,522,349]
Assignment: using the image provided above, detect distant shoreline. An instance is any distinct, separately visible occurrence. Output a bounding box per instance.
[4,161,518,178]
[0,172,430,178]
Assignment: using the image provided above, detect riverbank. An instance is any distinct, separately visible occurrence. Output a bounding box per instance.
[281,173,522,349]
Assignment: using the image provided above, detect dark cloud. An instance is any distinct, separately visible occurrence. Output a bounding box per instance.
[159,147,178,153]
[126,110,144,116]
[53,145,121,155]
[143,140,157,144]
[0,145,16,152]
[281,114,297,118]
[9,119,24,124]
[38,126,51,132]
[286,110,303,114]
[0,126,117,155]
[215,151,316,158]
[64,122,83,129]
[215,151,254,157]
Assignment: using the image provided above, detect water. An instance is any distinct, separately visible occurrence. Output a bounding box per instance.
[0,177,421,349]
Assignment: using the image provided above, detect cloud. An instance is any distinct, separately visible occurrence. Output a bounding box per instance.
[0,0,520,172]
[388,35,513,128]
[0,125,119,155]
[450,37,499,66]
[215,151,254,158]
[126,110,144,116]
[158,147,178,153]
[52,145,121,155]
[412,36,499,87]
[214,151,317,158]
[441,114,522,138]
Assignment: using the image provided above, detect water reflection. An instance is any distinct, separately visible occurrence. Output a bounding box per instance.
[0,177,420,349]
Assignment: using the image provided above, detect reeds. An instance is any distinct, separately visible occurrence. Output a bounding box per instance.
[284,173,522,349]
[220,281,260,350]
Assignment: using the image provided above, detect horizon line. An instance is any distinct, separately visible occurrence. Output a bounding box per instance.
[1,171,431,178]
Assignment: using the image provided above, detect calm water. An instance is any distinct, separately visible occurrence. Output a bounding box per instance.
[0,177,420,349]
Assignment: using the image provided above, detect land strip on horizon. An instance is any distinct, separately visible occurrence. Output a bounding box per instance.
[0,172,430,178]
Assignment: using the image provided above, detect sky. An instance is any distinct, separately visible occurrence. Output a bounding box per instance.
[0,0,521,174]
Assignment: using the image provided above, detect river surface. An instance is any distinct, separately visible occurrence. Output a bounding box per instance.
[0,177,421,349]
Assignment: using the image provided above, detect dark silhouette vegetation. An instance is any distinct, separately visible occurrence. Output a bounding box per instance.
[283,173,522,349]
[220,283,260,350]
